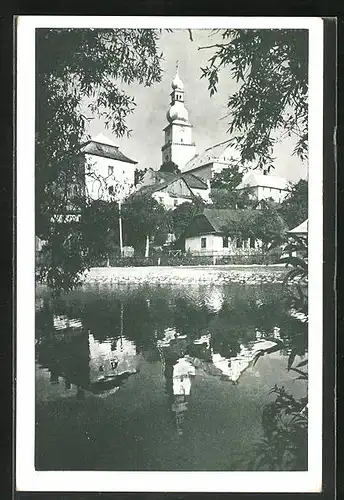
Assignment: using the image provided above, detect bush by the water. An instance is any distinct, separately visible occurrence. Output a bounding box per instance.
[92,251,283,268]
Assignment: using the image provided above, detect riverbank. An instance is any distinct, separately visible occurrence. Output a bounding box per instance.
[83,265,287,286]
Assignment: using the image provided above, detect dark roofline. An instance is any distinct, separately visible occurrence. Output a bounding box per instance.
[162,123,193,132]
[236,185,289,191]
[184,162,212,173]
[83,150,138,165]
[80,139,119,150]
[80,140,138,164]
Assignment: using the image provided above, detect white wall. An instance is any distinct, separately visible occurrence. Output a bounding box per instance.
[84,153,136,202]
[257,186,288,203]
[238,185,288,203]
[185,234,260,255]
[185,234,232,256]
[162,122,196,170]
[152,191,192,210]
[191,187,211,202]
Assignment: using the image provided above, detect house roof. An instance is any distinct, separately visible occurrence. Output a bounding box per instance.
[129,177,194,201]
[80,139,137,164]
[155,170,208,190]
[183,207,287,238]
[236,171,289,191]
[288,219,308,235]
[202,208,254,232]
[184,139,238,172]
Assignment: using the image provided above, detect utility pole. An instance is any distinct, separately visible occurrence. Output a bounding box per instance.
[119,200,123,257]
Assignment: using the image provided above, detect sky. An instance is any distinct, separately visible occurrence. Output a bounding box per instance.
[87,29,308,183]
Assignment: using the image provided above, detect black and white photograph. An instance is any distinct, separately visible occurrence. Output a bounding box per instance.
[16,16,324,493]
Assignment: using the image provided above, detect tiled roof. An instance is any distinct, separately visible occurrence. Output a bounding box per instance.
[129,178,194,201]
[236,171,289,191]
[155,171,208,190]
[80,140,137,164]
[184,139,238,172]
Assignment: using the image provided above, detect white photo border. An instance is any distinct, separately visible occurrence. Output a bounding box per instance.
[16,16,324,493]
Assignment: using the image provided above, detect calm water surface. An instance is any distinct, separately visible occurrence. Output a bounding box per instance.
[35,282,307,471]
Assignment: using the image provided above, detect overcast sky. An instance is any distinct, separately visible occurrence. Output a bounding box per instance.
[87,29,308,183]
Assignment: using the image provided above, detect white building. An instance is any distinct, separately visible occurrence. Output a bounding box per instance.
[183,208,262,257]
[161,67,196,171]
[80,133,137,202]
[133,168,210,209]
[183,139,242,180]
[235,171,289,203]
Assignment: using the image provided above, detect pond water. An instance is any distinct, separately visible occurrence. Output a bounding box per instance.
[35,282,307,471]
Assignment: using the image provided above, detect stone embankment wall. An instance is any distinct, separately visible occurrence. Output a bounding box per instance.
[83,265,287,286]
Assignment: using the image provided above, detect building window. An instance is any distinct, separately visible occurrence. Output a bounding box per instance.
[180,138,183,143]
[173,199,178,207]
[223,236,229,248]
[250,237,256,248]
[201,237,207,249]
[108,166,114,176]
[236,238,243,249]
[108,185,114,195]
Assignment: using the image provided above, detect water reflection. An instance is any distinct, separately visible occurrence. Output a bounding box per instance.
[36,284,308,439]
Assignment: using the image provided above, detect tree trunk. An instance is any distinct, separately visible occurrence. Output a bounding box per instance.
[144,235,150,258]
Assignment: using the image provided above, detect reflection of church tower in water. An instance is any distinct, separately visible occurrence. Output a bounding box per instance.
[161,62,196,172]
[163,354,195,436]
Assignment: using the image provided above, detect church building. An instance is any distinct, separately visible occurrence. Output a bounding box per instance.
[161,65,196,171]
[161,66,241,182]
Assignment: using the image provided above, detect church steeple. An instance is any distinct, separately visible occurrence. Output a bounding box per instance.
[162,64,196,171]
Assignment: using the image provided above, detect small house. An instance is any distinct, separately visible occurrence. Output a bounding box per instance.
[134,168,210,207]
[130,173,207,210]
[183,208,262,256]
[80,133,137,202]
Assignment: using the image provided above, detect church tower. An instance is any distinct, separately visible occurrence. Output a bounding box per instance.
[161,64,196,172]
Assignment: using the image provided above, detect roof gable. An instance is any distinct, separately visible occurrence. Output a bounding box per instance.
[80,140,137,164]
[184,139,239,172]
[130,176,194,201]
[288,219,308,235]
[203,208,254,232]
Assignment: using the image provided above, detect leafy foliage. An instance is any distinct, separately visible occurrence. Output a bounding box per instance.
[210,164,243,190]
[159,160,181,174]
[199,29,308,169]
[123,197,169,255]
[219,204,288,246]
[279,179,308,229]
[209,164,255,209]
[170,199,205,241]
[36,28,162,291]
[134,168,149,186]
[246,386,308,470]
